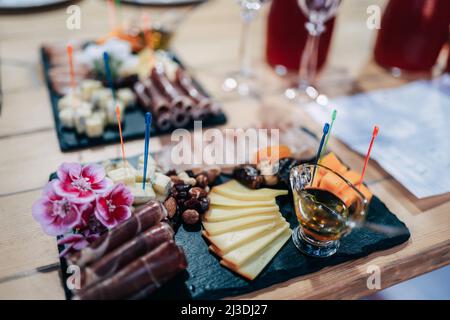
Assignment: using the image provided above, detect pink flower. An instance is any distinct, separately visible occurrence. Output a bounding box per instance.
[95,183,133,228]
[57,230,100,257]
[53,163,112,204]
[32,181,84,236]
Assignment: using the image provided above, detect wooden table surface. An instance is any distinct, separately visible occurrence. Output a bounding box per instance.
[0,0,449,300]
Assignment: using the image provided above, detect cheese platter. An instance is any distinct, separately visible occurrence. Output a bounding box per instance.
[31,142,410,299]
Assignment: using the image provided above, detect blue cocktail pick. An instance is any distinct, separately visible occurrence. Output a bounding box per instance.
[142,112,152,190]
[103,52,115,99]
[312,122,330,182]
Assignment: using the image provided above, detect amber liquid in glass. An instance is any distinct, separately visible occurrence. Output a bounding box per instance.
[294,188,349,241]
[149,28,173,51]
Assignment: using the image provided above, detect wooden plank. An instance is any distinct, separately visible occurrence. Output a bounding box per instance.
[0,87,53,137]
[0,271,64,300]
[0,190,60,278]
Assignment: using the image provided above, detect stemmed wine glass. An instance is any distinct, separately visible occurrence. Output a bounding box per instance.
[285,0,341,103]
[222,0,270,96]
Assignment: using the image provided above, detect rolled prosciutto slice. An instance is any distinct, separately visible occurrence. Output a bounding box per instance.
[67,201,167,268]
[80,222,174,288]
[74,241,187,300]
[151,65,193,112]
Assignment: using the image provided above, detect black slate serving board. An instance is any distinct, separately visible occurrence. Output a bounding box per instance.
[40,47,227,152]
[55,156,410,300]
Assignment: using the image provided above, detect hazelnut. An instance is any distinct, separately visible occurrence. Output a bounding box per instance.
[189,187,208,199]
[182,209,200,225]
[195,174,209,188]
[163,197,177,218]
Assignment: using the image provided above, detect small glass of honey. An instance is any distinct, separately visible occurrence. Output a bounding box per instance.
[290,164,368,257]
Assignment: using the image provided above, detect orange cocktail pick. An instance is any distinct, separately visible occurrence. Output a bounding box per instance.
[116,105,127,167]
[66,44,76,93]
[358,126,379,186]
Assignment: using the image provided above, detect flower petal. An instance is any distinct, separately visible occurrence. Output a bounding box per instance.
[111,183,134,206]
[41,222,73,236]
[32,198,56,226]
[95,197,110,221]
[112,205,132,224]
[57,233,84,246]
[57,162,81,183]
[43,181,61,201]
[82,164,106,184]
[53,179,80,199]
[91,177,113,194]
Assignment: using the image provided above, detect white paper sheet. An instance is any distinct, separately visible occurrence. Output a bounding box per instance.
[305,76,450,199]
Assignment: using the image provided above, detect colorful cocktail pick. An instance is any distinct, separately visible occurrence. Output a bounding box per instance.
[116,105,127,167]
[103,52,115,99]
[107,0,117,31]
[66,44,76,93]
[312,122,330,182]
[358,126,379,185]
[142,112,152,190]
[320,109,337,160]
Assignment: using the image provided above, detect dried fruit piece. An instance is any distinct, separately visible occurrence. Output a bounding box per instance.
[195,174,209,188]
[189,187,208,199]
[163,197,177,218]
[233,165,263,189]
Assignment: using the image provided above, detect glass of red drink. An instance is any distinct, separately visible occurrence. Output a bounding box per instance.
[266,0,335,74]
[284,0,341,103]
[374,0,450,75]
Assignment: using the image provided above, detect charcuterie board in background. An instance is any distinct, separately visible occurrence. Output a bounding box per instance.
[41,44,227,152]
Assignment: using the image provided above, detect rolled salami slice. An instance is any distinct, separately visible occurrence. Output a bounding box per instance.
[75,240,187,300]
[142,79,171,116]
[67,201,167,268]
[134,82,152,109]
[80,222,174,288]
[173,82,208,121]
[151,65,192,112]
[175,68,222,116]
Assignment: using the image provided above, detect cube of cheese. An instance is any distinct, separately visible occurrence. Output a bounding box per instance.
[138,154,157,168]
[106,99,125,125]
[85,114,104,138]
[107,167,136,186]
[135,166,156,183]
[74,102,93,134]
[129,183,156,205]
[117,88,136,108]
[57,92,82,111]
[59,108,76,129]
[80,79,102,101]
[91,88,113,110]
[152,172,172,196]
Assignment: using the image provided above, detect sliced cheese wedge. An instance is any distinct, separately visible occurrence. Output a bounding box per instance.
[203,205,280,222]
[209,192,276,208]
[212,180,288,201]
[204,218,285,254]
[202,212,281,236]
[221,222,290,268]
[220,228,291,280]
